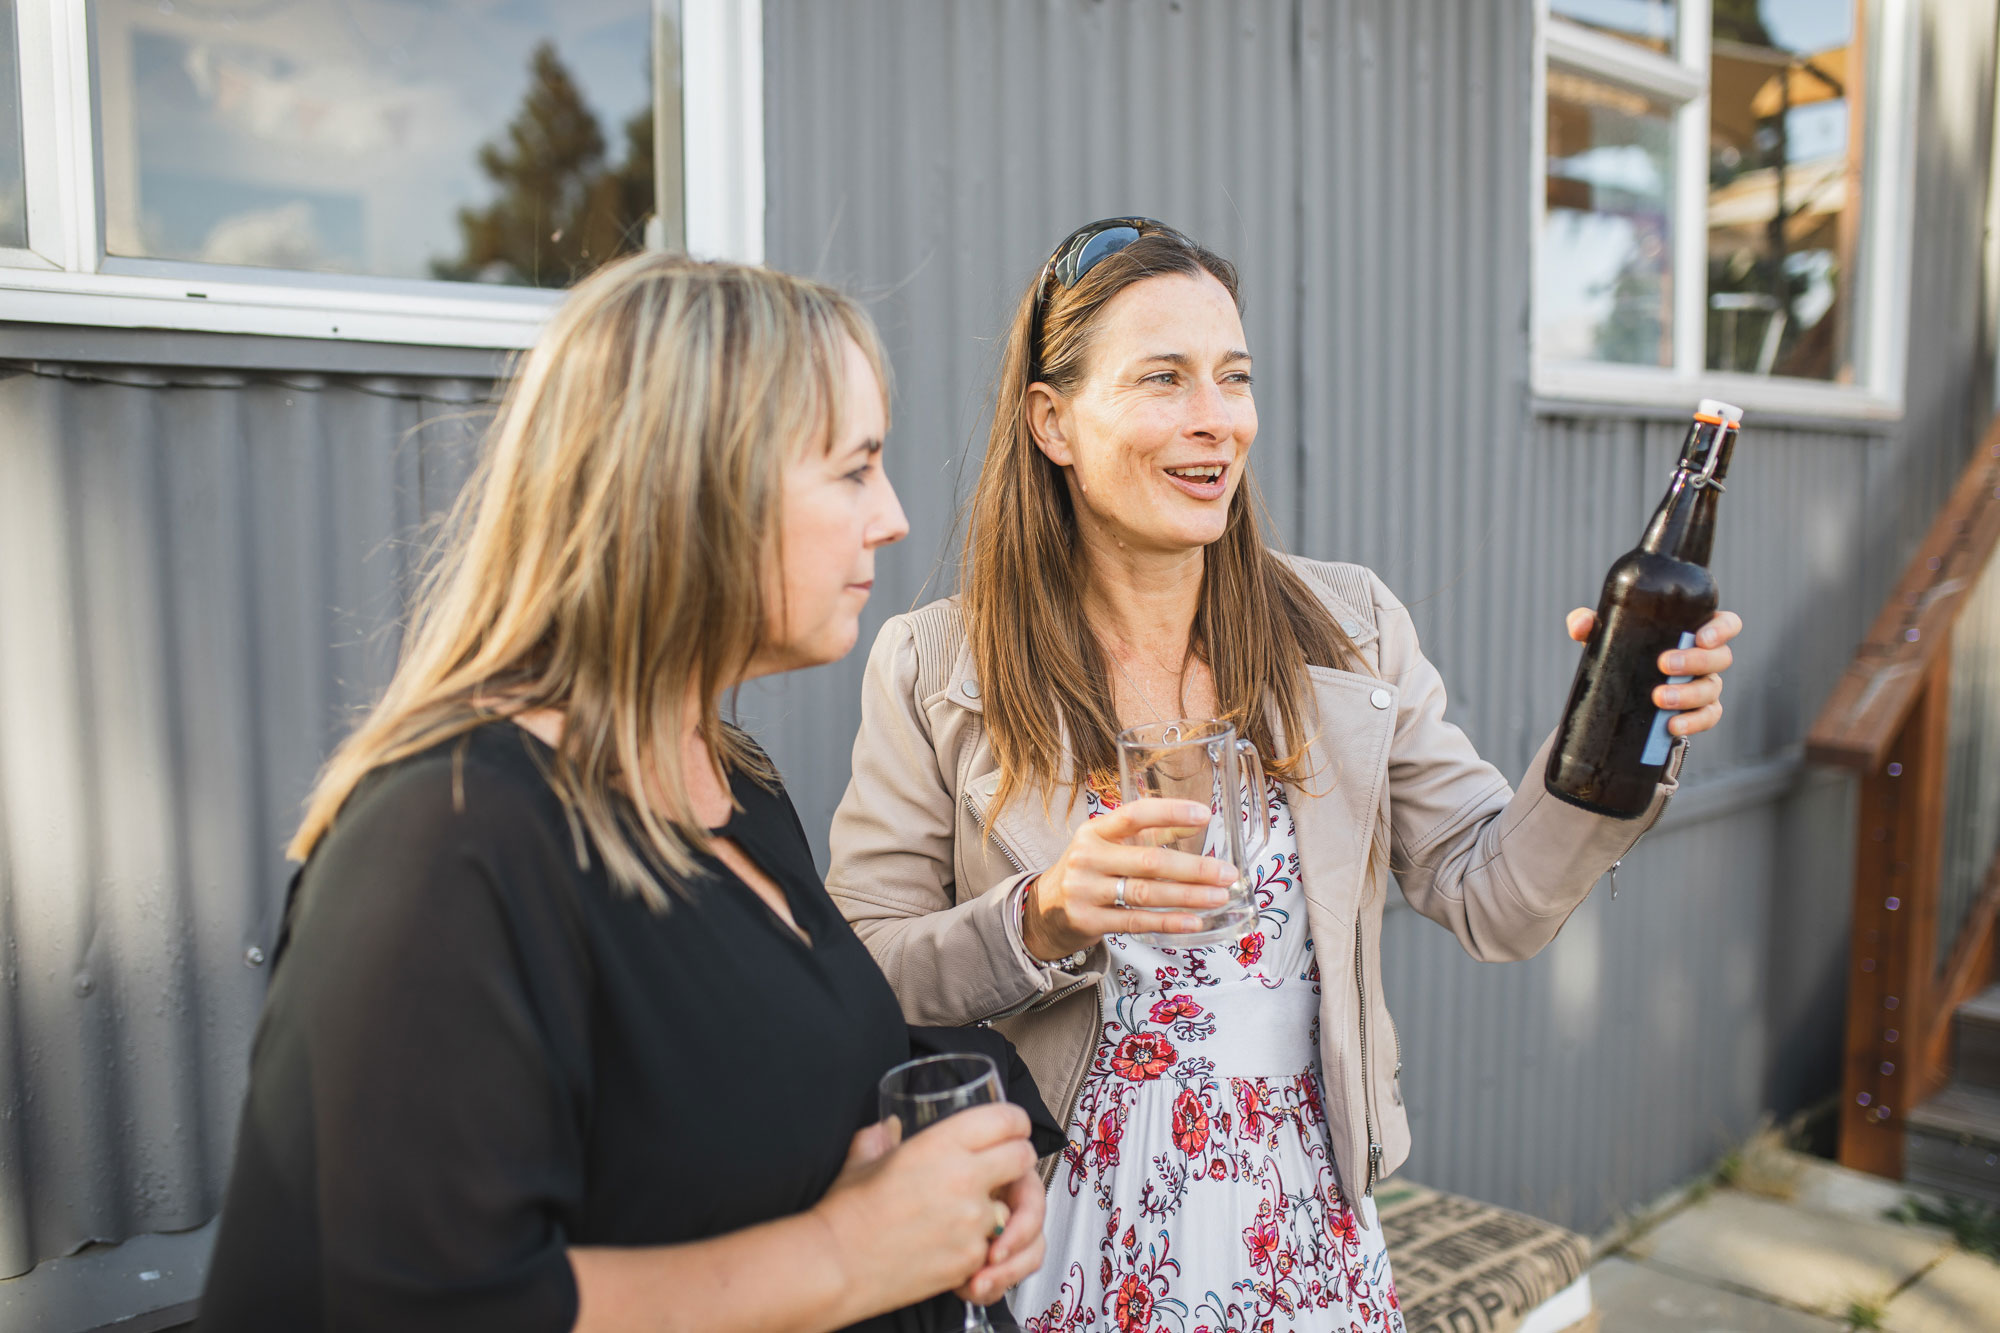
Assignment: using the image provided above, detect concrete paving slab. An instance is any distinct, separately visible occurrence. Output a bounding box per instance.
[1590,1257,1847,1332]
[1622,1189,1955,1316]
[1784,1154,1950,1230]
[1883,1250,2000,1333]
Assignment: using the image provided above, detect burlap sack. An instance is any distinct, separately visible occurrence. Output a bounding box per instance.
[1378,1183,1595,1333]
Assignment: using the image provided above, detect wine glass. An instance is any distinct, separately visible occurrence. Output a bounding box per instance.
[878,1053,1007,1333]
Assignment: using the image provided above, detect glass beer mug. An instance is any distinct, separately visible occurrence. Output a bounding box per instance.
[1115,719,1272,946]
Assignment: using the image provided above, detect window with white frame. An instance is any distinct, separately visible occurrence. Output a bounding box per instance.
[1536,0,1915,415]
[0,0,761,347]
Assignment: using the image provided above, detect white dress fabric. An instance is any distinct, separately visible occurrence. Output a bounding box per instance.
[1016,778,1406,1333]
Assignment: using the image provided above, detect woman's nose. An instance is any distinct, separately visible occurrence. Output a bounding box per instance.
[869,476,911,548]
[1186,379,1231,440]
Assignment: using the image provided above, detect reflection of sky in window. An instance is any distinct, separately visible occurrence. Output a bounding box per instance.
[1551,0,1676,44]
[1541,211,1660,362]
[0,0,24,249]
[102,0,652,280]
[1553,1,1855,60]
[1758,0,1853,56]
[1786,249,1837,329]
[1786,102,1846,163]
[1553,144,1666,198]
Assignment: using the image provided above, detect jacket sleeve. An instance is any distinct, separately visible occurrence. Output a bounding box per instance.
[826,616,1089,1024]
[1375,570,1684,962]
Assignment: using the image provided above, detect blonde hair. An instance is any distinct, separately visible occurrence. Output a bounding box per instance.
[963,228,1360,818]
[290,253,889,908]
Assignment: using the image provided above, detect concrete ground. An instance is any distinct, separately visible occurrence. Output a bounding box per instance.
[1591,1150,2000,1331]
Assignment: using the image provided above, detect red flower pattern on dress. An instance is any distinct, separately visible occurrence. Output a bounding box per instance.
[1020,779,1406,1333]
[1112,1274,1154,1331]
[1244,1207,1280,1268]
[1235,1078,1269,1141]
[1088,1106,1123,1170]
[1171,1088,1211,1156]
[1110,1032,1176,1081]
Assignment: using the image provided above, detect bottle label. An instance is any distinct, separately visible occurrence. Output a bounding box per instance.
[1640,631,1698,766]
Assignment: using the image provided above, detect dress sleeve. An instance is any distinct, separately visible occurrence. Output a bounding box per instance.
[201,755,594,1332]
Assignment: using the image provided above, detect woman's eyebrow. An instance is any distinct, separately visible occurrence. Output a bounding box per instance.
[1133,350,1253,366]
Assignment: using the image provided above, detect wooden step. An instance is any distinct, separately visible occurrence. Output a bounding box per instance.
[1904,1081,2000,1206]
[1953,983,2000,1092]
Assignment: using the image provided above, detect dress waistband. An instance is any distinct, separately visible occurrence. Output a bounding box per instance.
[1101,976,1320,1083]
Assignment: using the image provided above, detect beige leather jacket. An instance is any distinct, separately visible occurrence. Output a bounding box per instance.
[827,557,1683,1197]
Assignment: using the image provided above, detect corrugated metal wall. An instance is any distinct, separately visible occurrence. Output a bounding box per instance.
[2,0,1997,1291]
[0,364,489,1278]
[760,0,2000,1235]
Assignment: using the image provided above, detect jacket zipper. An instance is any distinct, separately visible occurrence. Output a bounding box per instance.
[964,791,1028,875]
[1040,982,1102,1195]
[1354,920,1383,1196]
[1389,1009,1404,1106]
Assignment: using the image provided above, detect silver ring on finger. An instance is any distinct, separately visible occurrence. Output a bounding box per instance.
[1115,876,1129,910]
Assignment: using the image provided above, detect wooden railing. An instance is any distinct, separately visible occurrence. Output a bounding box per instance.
[1807,414,2000,1180]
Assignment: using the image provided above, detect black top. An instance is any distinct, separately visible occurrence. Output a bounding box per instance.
[198,723,930,1331]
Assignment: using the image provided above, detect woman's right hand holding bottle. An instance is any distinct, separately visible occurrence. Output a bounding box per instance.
[1021,798,1238,961]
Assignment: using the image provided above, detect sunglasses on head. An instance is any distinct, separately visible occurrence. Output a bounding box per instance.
[1028,215,1183,377]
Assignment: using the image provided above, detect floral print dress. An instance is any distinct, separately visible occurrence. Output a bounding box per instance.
[1016,779,1405,1333]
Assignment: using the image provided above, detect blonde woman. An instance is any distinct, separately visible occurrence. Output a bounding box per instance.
[199,255,1045,1333]
[827,220,1741,1332]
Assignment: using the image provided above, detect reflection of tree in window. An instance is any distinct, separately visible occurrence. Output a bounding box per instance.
[434,42,653,288]
[1707,0,1856,380]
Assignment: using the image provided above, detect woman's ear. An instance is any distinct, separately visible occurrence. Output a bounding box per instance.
[1025,383,1075,468]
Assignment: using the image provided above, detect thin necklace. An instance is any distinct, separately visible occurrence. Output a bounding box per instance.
[1103,636,1187,722]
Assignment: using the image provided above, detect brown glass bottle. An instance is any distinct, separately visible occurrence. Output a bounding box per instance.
[1545,400,1740,818]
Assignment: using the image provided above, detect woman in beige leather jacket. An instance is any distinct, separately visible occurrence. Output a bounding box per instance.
[827,220,1741,1333]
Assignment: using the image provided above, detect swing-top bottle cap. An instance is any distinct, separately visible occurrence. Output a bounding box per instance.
[1694,398,1743,425]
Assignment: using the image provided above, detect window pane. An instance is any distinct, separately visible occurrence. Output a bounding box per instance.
[1551,0,1678,56]
[1708,1,1863,380]
[1540,70,1677,367]
[95,0,658,287]
[0,0,25,250]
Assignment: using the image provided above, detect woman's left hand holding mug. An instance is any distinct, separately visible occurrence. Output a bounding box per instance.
[1021,798,1238,961]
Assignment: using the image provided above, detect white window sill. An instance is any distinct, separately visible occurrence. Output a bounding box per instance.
[0,268,559,349]
[1533,359,1904,423]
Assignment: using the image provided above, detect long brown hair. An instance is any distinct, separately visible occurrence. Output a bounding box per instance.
[963,228,1360,817]
[290,253,889,907]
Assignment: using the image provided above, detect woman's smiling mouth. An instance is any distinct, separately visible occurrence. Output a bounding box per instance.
[1163,463,1229,499]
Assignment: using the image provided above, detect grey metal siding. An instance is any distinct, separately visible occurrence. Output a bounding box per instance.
[1,0,1997,1291]
[755,0,1316,843]
[760,0,2000,1237]
[1297,0,1539,771]
[0,365,488,1278]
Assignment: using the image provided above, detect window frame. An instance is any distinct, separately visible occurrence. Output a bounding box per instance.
[1531,0,1918,420]
[0,0,763,348]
